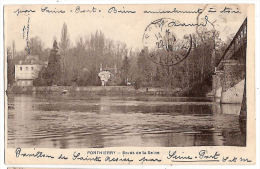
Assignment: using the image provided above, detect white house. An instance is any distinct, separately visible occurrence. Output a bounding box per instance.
[15,55,46,86]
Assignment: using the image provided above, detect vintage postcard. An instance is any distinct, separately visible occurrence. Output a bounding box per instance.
[4,4,255,165]
[7,167,93,169]
[7,168,97,169]
[7,168,93,169]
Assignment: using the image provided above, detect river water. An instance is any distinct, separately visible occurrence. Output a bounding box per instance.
[7,94,246,148]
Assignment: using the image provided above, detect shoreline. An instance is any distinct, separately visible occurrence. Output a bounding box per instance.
[7,85,187,96]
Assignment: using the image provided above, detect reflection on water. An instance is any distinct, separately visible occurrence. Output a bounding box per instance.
[7,94,246,148]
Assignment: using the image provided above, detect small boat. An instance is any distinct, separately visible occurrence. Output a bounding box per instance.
[61,89,68,94]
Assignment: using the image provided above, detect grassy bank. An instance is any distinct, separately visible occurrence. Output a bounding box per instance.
[7,85,183,96]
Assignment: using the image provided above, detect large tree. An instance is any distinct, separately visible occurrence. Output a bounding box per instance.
[136,48,154,86]
[120,54,130,85]
[7,47,15,86]
[59,23,71,84]
[27,36,45,60]
[59,23,70,51]
[46,40,62,85]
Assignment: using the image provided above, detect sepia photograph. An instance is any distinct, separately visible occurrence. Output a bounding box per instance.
[4,4,252,151]
[7,168,115,169]
[7,168,111,169]
[7,168,100,169]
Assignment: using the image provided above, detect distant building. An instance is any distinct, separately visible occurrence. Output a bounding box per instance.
[99,64,119,86]
[14,55,47,86]
[99,63,118,75]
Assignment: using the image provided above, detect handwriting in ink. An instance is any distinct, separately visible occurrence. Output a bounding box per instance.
[105,156,134,162]
[208,7,217,13]
[74,6,101,13]
[58,154,68,160]
[13,8,36,16]
[139,157,162,163]
[41,6,66,14]
[240,157,252,162]
[228,157,238,162]
[220,7,241,14]
[168,15,214,27]
[198,150,220,160]
[22,17,30,54]
[167,151,193,160]
[13,6,242,16]
[72,152,101,161]
[15,148,54,159]
[167,150,221,162]
[144,8,203,14]
[108,7,136,14]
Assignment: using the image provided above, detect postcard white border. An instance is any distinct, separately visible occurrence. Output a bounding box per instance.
[1,0,260,169]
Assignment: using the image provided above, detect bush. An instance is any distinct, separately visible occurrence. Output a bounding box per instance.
[133,77,141,90]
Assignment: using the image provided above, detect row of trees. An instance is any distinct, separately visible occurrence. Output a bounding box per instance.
[7,22,230,91]
[129,29,228,90]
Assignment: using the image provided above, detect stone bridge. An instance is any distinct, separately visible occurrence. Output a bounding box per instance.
[211,18,247,124]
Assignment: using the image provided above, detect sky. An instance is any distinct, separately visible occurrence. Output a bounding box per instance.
[4,4,249,52]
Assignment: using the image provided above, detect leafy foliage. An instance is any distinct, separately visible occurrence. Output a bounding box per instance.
[8,22,229,92]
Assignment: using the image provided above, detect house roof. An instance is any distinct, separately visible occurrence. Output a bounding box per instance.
[16,55,46,65]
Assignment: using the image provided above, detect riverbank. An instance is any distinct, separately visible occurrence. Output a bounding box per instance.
[7,85,184,96]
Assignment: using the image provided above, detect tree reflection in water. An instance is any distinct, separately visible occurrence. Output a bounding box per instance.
[7,94,246,148]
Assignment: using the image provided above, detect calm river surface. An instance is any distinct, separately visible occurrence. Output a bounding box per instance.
[7,94,246,148]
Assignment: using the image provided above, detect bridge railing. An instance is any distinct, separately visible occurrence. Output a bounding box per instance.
[216,18,247,69]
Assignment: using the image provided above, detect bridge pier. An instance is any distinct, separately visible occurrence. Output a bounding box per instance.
[239,81,247,133]
[212,59,246,117]
[211,59,245,104]
[212,70,223,102]
[212,59,246,130]
[221,59,245,103]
